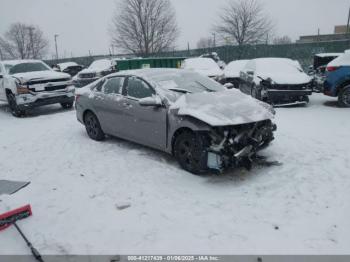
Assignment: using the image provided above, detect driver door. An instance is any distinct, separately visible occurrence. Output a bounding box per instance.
[120,76,167,150]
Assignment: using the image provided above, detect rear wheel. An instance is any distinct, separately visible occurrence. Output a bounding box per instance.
[84,111,105,141]
[6,93,26,117]
[338,86,350,108]
[173,131,209,174]
[61,101,74,109]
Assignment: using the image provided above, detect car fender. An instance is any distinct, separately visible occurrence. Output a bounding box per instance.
[166,112,212,154]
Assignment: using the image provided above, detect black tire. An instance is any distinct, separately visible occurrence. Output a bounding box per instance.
[251,85,262,100]
[84,111,105,141]
[338,86,350,108]
[61,102,74,109]
[173,131,209,174]
[6,93,26,117]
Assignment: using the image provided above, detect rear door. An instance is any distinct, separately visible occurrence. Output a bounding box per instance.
[90,76,126,136]
[120,76,167,150]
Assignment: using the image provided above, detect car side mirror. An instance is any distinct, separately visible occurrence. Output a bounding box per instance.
[0,74,3,79]
[139,96,162,107]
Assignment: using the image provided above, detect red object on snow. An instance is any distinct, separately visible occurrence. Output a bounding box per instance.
[0,205,32,231]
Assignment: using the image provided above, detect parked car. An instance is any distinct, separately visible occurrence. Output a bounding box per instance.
[75,69,276,174]
[323,51,350,107]
[239,58,313,106]
[55,62,84,77]
[0,60,74,117]
[181,57,224,82]
[222,60,249,88]
[310,53,342,93]
[200,52,226,69]
[74,59,117,87]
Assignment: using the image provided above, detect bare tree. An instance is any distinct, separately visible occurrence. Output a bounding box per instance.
[0,22,49,60]
[110,0,179,56]
[273,35,292,45]
[197,37,215,49]
[215,0,273,46]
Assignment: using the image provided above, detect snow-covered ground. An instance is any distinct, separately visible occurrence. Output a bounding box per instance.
[0,94,349,255]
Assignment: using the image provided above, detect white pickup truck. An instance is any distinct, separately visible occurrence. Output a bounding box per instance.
[0,60,75,117]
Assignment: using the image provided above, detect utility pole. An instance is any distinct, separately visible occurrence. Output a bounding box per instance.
[54,34,59,62]
[28,26,35,59]
[0,47,3,61]
[187,42,190,56]
[212,33,216,48]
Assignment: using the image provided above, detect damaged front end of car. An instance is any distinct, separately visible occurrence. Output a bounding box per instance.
[206,120,277,172]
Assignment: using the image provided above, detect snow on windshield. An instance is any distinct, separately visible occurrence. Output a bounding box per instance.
[255,58,302,74]
[58,62,78,71]
[150,70,225,94]
[183,58,220,70]
[224,60,249,76]
[88,59,111,70]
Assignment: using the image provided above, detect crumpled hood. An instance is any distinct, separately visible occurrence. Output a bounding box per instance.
[12,70,71,83]
[257,72,311,85]
[170,89,274,126]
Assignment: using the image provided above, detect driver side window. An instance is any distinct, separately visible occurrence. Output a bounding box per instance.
[126,77,155,99]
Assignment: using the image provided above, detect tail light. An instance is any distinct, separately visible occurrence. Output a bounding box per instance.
[326,66,339,72]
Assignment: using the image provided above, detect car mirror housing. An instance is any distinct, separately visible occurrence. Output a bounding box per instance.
[139,96,162,107]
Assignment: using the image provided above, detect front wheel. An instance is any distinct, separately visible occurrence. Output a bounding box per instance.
[173,131,209,175]
[84,111,105,141]
[6,93,26,117]
[338,86,350,108]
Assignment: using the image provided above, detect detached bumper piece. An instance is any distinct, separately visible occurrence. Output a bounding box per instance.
[207,120,276,172]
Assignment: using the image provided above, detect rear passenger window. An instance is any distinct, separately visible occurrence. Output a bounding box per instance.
[127,77,155,99]
[103,77,124,94]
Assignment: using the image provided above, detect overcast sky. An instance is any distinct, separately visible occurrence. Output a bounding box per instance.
[0,0,349,58]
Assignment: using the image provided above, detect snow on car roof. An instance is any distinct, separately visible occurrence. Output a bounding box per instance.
[182,57,220,70]
[224,60,249,77]
[88,59,113,70]
[315,53,342,58]
[57,62,79,70]
[328,52,350,67]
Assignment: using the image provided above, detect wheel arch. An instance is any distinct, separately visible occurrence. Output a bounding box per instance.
[337,80,350,96]
[171,127,195,155]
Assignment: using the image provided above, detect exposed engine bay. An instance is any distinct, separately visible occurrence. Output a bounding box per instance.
[207,120,277,171]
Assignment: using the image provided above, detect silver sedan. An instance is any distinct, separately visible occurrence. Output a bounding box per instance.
[75,69,276,174]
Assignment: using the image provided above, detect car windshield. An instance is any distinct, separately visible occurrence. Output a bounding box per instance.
[256,59,302,74]
[150,71,225,97]
[6,62,50,75]
[88,60,111,70]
